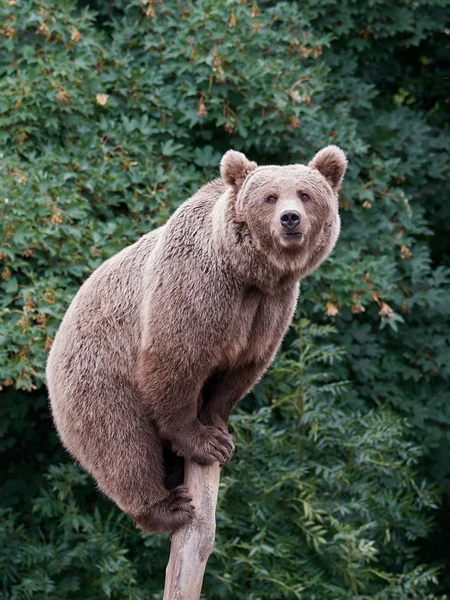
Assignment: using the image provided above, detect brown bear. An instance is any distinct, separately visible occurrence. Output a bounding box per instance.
[46,146,347,532]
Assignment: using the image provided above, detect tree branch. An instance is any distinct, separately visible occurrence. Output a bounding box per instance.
[163,460,221,600]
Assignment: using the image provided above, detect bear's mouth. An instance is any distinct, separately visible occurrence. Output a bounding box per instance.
[281,232,303,239]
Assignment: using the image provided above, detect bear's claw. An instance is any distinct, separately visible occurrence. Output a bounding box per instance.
[172,425,235,466]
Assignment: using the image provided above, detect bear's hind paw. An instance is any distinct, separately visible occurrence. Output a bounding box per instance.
[133,486,194,533]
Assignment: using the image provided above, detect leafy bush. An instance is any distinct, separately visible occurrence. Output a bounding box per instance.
[1,325,444,599]
[1,0,449,597]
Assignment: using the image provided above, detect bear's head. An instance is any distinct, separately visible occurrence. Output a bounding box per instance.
[220,146,347,281]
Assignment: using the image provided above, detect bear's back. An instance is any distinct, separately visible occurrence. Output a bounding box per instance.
[46,228,163,404]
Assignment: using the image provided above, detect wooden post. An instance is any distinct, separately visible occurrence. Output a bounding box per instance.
[163,460,221,600]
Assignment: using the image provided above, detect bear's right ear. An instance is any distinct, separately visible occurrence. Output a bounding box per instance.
[220,150,257,189]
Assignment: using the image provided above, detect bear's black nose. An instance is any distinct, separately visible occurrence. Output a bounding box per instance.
[280,210,301,230]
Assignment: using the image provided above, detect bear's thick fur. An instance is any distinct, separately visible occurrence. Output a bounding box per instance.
[47,146,347,532]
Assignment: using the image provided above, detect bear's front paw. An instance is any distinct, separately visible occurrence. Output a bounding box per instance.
[173,425,234,465]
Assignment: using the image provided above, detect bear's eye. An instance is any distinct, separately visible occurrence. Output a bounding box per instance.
[266,195,277,204]
[299,192,310,202]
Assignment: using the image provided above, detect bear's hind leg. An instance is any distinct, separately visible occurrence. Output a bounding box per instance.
[66,385,194,533]
[93,417,194,532]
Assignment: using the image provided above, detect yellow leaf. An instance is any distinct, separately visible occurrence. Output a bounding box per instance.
[71,27,82,43]
[56,89,70,104]
[378,302,394,317]
[326,302,339,317]
[400,244,412,259]
[197,98,207,118]
[96,93,109,106]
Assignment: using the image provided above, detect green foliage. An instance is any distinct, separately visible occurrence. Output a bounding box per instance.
[1,0,449,597]
[210,323,443,599]
[1,326,445,599]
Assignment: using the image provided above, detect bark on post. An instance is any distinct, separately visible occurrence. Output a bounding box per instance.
[163,460,221,600]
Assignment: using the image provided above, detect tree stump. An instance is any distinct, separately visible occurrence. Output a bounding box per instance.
[163,460,221,600]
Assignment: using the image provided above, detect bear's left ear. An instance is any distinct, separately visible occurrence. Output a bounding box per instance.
[220,150,257,190]
[309,145,347,193]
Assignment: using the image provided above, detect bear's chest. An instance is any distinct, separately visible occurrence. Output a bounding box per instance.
[217,289,281,368]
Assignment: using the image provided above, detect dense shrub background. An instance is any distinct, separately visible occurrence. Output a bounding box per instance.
[1,0,449,598]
